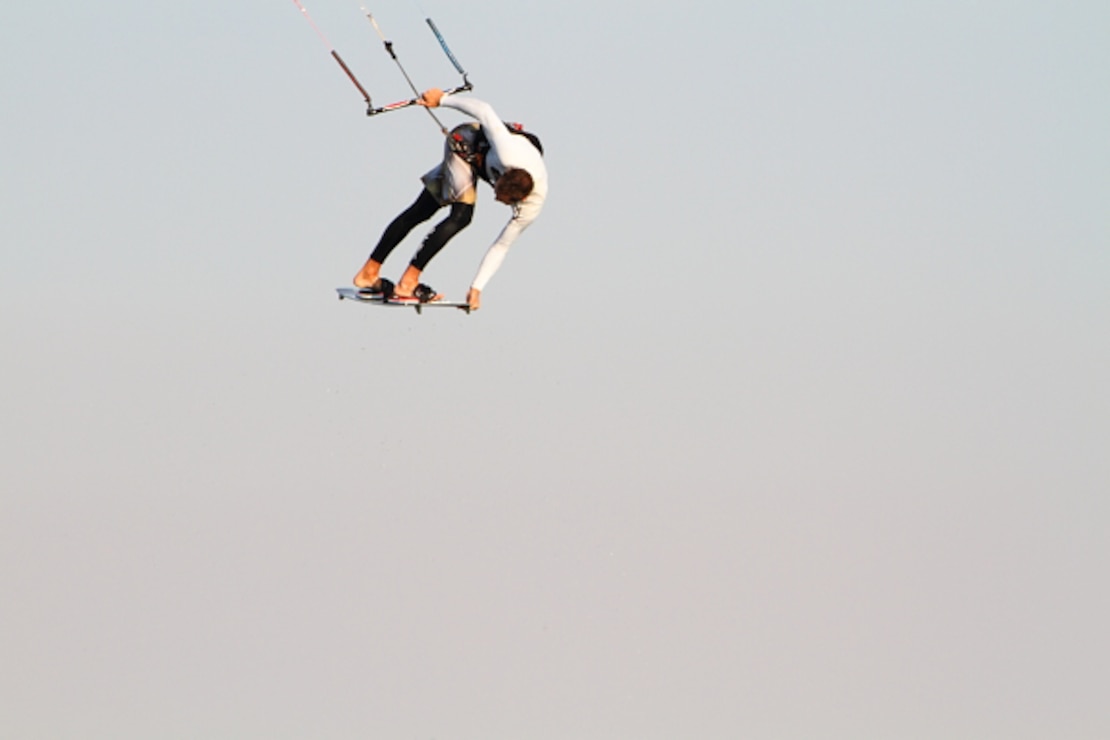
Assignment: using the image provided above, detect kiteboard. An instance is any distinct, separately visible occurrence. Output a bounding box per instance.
[336,286,471,315]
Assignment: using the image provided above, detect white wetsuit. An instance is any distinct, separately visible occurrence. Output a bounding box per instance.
[439,94,548,292]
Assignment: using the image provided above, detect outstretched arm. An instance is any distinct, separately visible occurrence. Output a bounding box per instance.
[420,89,515,153]
[463,223,518,312]
[468,197,542,298]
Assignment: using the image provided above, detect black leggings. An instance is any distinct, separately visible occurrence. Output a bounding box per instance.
[369,189,474,271]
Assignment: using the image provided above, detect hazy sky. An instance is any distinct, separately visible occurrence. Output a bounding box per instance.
[2,1,1108,737]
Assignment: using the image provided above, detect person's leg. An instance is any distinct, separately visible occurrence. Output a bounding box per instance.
[353,189,441,288]
[394,202,475,298]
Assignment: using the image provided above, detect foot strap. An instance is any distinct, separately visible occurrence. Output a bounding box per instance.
[413,283,439,303]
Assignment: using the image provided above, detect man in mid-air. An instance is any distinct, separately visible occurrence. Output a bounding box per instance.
[352,89,547,311]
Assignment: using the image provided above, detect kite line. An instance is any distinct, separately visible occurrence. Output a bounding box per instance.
[289,0,373,106]
[289,0,472,128]
[358,6,449,133]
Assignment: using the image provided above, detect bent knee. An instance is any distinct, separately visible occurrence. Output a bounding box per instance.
[448,202,475,228]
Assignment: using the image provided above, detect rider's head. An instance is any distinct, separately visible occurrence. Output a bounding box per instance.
[494,168,534,204]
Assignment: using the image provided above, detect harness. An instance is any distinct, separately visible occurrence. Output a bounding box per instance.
[449,122,544,183]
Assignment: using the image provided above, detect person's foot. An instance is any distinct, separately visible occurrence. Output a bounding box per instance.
[394,265,421,296]
[353,260,383,290]
[392,265,443,301]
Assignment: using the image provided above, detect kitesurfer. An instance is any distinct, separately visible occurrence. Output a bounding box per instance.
[352,89,546,311]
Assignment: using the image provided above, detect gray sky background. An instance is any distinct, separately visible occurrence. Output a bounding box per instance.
[2,1,1108,737]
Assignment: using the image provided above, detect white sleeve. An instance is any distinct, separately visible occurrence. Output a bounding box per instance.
[439,95,517,153]
[470,198,542,291]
